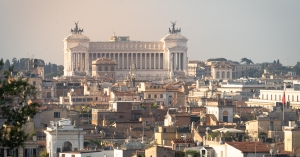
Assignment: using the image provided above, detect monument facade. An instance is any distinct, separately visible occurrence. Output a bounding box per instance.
[63,22,189,81]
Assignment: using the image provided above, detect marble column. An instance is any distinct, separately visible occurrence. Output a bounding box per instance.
[158,53,160,69]
[154,53,156,69]
[179,53,181,71]
[71,53,73,72]
[79,53,81,71]
[149,53,152,69]
[145,53,147,69]
[135,53,137,69]
[122,53,124,69]
[125,53,128,69]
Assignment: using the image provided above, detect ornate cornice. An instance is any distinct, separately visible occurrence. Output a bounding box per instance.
[89,41,164,52]
[168,45,188,51]
[70,45,89,51]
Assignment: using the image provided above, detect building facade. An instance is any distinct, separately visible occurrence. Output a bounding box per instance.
[235,64,261,78]
[63,22,188,80]
[44,119,85,157]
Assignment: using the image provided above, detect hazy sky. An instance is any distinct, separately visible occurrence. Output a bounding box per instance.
[1,0,300,66]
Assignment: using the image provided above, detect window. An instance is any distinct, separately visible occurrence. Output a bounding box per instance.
[33,81,36,86]
[270,95,272,100]
[148,94,151,98]
[111,66,114,71]
[105,66,108,71]
[160,94,163,98]
[98,66,102,71]
[227,72,230,78]
[216,72,220,78]
[154,94,157,98]
[54,112,60,118]
[24,148,36,157]
[7,149,17,156]
[119,115,124,118]
[222,72,225,78]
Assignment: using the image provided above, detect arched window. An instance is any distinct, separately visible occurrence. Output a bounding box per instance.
[222,72,225,78]
[105,66,108,71]
[216,72,220,79]
[98,66,102,71]
[227,72,230,78]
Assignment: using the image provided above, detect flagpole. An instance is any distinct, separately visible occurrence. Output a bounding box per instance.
[283,83,286,125]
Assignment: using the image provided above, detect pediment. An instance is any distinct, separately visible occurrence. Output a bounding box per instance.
[168,45,188,51]
[70,45,88,51]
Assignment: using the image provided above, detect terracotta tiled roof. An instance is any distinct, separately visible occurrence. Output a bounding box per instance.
[37,141,46,147]
[166,85,179,90]
[171,139,194,144]
[39,106,48,111]
[226,142,270,153]
[170,112,190,117]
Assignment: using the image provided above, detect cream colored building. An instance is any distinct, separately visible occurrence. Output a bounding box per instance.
[283,121,300,152]
[137,82,168,105]
[235,64,261,78]
[210,62,235,80]
[154,126,192,146]
[245,118,282,138]
[188,60,199,77]
[247,88,300,109]
[145,145,175,157]
[63,22,188,80]
[91,58,117,82]
[44,119,85,157]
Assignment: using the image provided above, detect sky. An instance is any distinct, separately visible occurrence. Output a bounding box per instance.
[0,0,300,66]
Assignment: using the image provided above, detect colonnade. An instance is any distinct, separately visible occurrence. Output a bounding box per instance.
[71,52,186,72]
[171,52,185,71]
[89,52,165,70]
[72,53,86,71]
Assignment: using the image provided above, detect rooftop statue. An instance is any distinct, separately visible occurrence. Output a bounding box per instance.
[169,21,181,34]
[71,21,84,34]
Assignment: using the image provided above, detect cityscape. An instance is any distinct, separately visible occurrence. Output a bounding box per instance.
[1,1,300,157]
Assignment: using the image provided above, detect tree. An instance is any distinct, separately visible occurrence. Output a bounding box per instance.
[4,59,10,70]
[39,148,49,157]
[207,58,227,62]
[89,139,102,150]
[242,69,261,78]
[240,58,253,65]
[0,59,40,148]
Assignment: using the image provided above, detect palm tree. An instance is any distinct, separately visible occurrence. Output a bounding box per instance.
[240,58,253,65]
